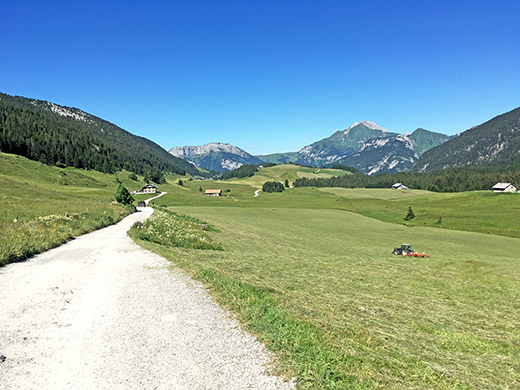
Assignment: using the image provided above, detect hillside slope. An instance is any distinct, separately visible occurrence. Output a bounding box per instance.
[255,152,299,164]
[408,128,451,156]
[0,93,199,176]
[169,142,263,171]
[334,135,419,175]
[414,107,520,171]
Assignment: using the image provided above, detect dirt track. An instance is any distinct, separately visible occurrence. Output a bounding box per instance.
[0,206,291,389]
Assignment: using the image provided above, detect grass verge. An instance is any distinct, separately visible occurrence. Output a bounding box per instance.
[0,205,133,266]
[129,208,222,250]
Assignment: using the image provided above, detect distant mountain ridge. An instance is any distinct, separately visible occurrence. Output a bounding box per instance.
[414,107,520,171]
[0,93,198,177]
[256,122,449,174]
[296,121,399,167]
[169,142,263,171]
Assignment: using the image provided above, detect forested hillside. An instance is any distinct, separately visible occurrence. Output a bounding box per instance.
[0,93,199,178]
[414,107,520,171]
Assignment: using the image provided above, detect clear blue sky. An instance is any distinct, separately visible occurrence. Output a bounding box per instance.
[2,0,519,155]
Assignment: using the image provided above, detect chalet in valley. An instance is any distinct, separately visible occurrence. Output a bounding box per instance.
[133,184,159,194]
[492,182,517,193]
[204,189,222,196]
[392,183,409,190]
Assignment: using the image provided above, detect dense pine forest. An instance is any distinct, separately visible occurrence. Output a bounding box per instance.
[219,164,259,179]
[0,93,200,178]
[294,165,520,192]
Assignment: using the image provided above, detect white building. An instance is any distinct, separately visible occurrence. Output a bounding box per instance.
[133,184,158,194]
[392,183,409,190]
[492,182,517,193]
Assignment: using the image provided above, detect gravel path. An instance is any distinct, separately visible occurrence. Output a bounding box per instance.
[0,206,292,389]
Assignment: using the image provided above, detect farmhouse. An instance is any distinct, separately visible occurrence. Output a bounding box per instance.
[492,182,517,193]
[392,183,409,190]
[133,183,158,194]
[204,189,222,196]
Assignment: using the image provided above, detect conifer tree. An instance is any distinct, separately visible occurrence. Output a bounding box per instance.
[405,206,416,221]
[114,184,134,205]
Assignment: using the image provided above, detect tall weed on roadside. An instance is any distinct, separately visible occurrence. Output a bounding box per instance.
[129,208,222,250]
[0,206,132,266]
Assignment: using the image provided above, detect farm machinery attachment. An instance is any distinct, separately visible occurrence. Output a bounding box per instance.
[392,244,430,258]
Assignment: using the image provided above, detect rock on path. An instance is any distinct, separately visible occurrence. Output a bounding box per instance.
[0,207,292,389]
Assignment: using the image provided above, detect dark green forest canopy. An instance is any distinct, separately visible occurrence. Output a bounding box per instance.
[0,93,199,176]
[294,165,520,192]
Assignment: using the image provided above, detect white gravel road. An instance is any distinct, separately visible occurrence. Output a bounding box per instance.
[0,206,292,389]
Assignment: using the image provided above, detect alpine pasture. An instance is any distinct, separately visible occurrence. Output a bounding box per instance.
[132,164,520,389]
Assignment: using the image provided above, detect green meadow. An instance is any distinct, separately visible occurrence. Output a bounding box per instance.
[132,165,520,389]
[2,156,519,388]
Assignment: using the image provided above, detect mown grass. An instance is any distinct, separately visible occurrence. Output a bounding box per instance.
[330,189,520,238]
[135,206,520,389]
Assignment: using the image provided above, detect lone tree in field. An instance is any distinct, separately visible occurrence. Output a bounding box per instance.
[199,186,203,192]
[178,179,183,186]
[114,184,134,205]
[284,179,289,188]
[405,206,416,221]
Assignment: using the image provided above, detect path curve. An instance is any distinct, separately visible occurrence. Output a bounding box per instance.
[144,191,167,205]
[0,203,291,389]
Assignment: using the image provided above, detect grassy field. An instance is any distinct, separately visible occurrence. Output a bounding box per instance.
[4,155,519,387]
[127,166,520,388]
[224,164,352,187]
[327,188,520,238]
[135,205,520,389]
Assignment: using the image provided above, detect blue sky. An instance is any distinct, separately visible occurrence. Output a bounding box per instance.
[2,0,519,155]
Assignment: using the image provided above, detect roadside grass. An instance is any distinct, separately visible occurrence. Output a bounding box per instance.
[0,152,139,265]
[129,208,222,250]
[0,205,132,266]
[136,206,520,389]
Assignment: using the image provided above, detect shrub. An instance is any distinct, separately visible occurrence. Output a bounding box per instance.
[178,179,184,186]
[114,184,134,205]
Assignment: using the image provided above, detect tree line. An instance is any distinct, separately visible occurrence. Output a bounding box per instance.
[293,165,520,192]
[219,164,258,179]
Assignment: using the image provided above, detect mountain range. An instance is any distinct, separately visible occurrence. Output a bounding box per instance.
[173,121,450,174]
[3,92,519,178]
[169,143,263,172]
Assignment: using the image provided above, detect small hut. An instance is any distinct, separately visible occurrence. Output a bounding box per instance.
[204,189,222,196]
[392,183,409,190]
